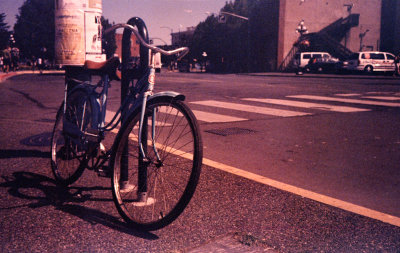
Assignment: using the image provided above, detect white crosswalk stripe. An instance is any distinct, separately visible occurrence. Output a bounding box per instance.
[191,100,311,118]
[105,93,399,125]
[157,105,247,123]
[335,93,362,97]
[105,110,172,127]
[191,110,247,123]
[362,96,400,101]
[242,98,370,113]
[105,109,246,125]
[288,95,400,107]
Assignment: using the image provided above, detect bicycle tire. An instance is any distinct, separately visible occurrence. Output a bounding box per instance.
[111,96,202,230]
[50,89,93,185]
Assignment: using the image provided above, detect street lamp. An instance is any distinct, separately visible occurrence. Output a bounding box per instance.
[201,52,207,72]
[9,34,15,46]
[296,20,308,37]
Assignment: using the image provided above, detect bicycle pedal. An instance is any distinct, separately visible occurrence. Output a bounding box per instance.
[97,166,111,178]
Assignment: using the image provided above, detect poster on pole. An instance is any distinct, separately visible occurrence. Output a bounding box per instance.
[55,0,104,65]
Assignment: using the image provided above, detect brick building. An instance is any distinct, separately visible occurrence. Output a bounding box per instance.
[276,0,400,71]
[171,27,196,47]
[114,0,400,72]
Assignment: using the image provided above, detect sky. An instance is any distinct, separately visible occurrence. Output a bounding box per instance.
[1,0,228,44]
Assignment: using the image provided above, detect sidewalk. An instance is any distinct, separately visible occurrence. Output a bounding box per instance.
[244,71,400,80]
[165,67,400,80]
[0,70,65,83]
[1,69,398,84]
[0,71,19,82]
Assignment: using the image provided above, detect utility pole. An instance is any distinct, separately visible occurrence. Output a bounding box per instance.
[359,29,369,51]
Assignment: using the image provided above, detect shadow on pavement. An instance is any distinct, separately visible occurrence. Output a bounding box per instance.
[0,131,53,159]
[0,171,158,240]
[20,132,53,147]
[0,149,50,159]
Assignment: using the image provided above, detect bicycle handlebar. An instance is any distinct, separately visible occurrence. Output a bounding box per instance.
[104,23,189,60]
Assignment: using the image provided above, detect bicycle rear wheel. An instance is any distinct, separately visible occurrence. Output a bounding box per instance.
[51,90,93,185]
[111,96,202,230]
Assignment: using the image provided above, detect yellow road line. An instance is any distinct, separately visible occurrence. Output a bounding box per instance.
[107,110,400,227]
[202,157,400,227]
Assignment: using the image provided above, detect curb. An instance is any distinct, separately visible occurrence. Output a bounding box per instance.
[0,70,65,83]
[0,72,18,82]
[1,70,397,82]
[243,72,400,80]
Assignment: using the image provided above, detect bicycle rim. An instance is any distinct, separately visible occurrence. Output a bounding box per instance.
[51,91,92,185]
[112,97,202,230]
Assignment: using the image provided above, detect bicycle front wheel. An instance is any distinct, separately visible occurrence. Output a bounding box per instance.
[111,97,202,230]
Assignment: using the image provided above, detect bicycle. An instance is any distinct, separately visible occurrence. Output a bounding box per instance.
[50,19,203,231]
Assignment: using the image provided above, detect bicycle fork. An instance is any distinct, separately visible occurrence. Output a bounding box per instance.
[136,67,163,201]
[138,67,162,164]
[138,104,162,163]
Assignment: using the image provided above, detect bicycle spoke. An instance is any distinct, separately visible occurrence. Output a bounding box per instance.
[51,89,93,185]
[112,98,202,230]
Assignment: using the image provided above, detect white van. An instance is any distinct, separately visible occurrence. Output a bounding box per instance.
[294,52,338,69]
[342,51,395,73]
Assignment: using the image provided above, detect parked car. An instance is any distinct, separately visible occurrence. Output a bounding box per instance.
[304,56,341,73]
[341,51,395,74]
[294,52,339,69]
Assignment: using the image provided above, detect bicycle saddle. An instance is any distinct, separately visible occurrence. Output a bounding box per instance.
[84,56,121,81]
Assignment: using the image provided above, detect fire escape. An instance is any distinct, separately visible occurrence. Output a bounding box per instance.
[278,14,360,72]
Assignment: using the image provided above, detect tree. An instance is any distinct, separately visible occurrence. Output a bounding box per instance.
[190,15,225,72]
[0,13,11,50]
[190,0,280,73]
[13,0,55,61]
[191,0,252,73]
[13,0,116,62]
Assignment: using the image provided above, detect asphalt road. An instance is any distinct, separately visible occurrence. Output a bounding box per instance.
[0,71,400,252]
[158,72,400,218]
